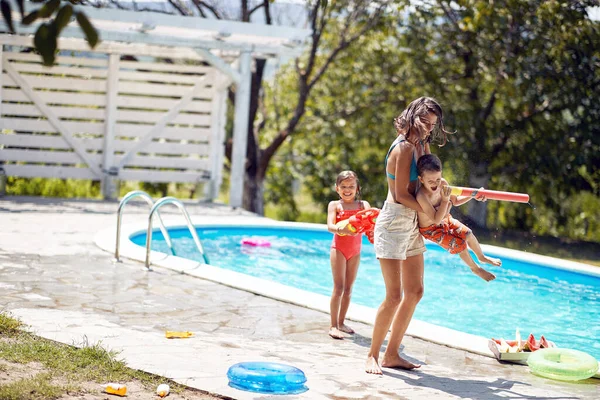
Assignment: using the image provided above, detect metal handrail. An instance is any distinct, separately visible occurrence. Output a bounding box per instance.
[115,190,174,262]
[145,196,209,270]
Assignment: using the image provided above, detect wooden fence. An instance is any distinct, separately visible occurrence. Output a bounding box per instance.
[0,37,228,199]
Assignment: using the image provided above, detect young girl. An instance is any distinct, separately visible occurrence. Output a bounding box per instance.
[326,170,371,340]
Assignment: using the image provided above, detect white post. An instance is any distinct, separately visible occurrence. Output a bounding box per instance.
[101,54,120,199]
[0,45,6,197]
[0,44,3,117]
[229,50,252,209]
[205,77,229,201]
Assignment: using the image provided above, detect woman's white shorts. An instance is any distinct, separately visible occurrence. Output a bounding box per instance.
[374,201,426,260]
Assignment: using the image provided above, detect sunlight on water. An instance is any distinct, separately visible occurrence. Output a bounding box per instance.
[132,226,600,360]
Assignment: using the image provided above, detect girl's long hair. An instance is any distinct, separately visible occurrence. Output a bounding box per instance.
[393,97,453,146]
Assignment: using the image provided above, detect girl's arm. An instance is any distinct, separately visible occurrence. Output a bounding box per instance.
[393,142,423,212]
[327,201,353,235]
[362,200,371,210]
[327,201,340,234]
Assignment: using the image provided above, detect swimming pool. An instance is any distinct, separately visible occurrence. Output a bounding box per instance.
[130,225,600,361]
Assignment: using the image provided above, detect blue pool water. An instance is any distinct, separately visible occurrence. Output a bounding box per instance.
[131,226,600,360]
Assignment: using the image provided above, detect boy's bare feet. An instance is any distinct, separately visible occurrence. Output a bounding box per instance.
[328,327,344,340]
[365,356,382,374]
[338,324,355,334]
[472,266,496,282]
[479,255,502,266]
[381,353,421,370]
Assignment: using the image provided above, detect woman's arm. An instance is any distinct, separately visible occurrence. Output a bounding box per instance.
[424,141,431,155]
[392,142,423,212]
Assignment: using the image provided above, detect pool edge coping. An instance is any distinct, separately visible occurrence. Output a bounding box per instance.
[93,216,600,379]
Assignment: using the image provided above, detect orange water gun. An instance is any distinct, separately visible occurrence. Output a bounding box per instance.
[336,208,380,243]
[449,186,529,203]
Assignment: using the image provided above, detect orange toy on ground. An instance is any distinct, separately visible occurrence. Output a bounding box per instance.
[165,331,194,339]
[104,383,127,396]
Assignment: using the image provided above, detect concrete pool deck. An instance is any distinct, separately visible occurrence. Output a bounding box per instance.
[0,196,598,399]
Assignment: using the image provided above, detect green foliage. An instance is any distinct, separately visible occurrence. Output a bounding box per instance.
[4,178,205,200]
[532,191,600,242]
[0,373,63,400]
[261,1,600,243]
[1,0,99,66]
[0,312,24,336]
[6,177,101,198]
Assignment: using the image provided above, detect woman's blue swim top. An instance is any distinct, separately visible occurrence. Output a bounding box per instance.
[384,136,418,182]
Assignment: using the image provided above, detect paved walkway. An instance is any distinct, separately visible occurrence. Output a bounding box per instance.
[0,196,598,399]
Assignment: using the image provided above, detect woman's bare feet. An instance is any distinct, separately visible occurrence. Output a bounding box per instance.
[479,255,502,266]
[381,353,421,370]
[365,356,382,374]
[328,327,344,340]
[338,324,355,334]
[471,266,496,282]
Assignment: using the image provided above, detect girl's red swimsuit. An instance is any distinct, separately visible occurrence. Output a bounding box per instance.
[331,205,363,260]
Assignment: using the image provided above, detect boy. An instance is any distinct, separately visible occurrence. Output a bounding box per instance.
[415,154,500,282]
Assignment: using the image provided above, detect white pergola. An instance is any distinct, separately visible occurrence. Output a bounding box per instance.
[1,5,310,207]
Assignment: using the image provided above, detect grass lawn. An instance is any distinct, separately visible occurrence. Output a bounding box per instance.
[0,312,222,400]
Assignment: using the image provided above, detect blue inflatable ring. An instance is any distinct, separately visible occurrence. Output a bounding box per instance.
[527,348,599,381]
[227,361,308,394]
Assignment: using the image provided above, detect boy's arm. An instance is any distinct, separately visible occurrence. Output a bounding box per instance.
[451,186,487,206]
[417,190,450,225]
[451,195,472,207]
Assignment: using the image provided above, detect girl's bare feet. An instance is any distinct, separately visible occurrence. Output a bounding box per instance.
[338,324,355,334]
[471,266,496,282]
[381,353,421,370]
[479,255,502,266]
[365,356,382,374]
[328,327,344,340]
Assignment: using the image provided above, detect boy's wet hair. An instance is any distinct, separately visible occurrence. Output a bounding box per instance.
[417,154,442,177]
[336,170,361,200]
[393,97,453,146]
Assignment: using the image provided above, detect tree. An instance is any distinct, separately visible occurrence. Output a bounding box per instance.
[1,0,99,65]
[395,0,600,228]
[105,0,398,214]
[266,0,599,241]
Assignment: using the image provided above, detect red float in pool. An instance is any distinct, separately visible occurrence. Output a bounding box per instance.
[241,238,271,247]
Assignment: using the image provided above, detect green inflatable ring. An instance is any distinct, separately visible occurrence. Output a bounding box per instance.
[527,348,599,381]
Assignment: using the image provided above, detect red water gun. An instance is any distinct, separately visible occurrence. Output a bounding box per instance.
[337,208,380,243]
[347,208,380,234]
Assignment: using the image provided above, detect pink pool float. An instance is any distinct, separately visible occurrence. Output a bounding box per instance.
[241,238,271,247]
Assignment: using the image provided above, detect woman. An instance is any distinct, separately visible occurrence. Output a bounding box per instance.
[365,97,451,374]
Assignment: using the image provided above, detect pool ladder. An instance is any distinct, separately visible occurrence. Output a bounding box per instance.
[114,191,209,270]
